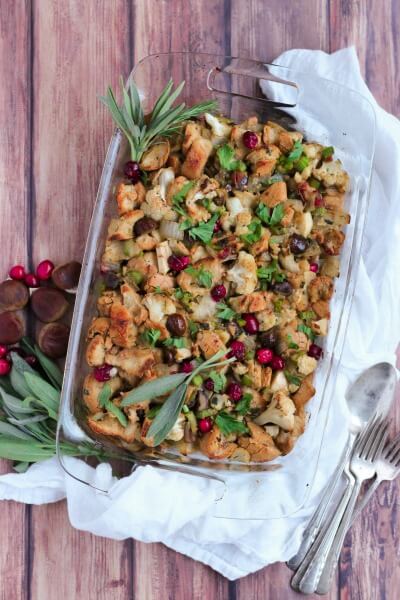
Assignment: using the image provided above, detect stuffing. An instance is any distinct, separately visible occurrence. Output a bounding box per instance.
[275,408,306,454]
[140,186,176,221]
[260,181,288,207]
[156,241,172,274]
[88,415,138,444]
[97,291,121,317]
[297,355,318,376]
[82,374,121,414]
[102,240,140,267]
[86,334,106,367]
[115,182,140,215]
[181,137,213,179]
[250,232,271,256]
[238,421,281,462]
[257,310,278,332]
[229,291,273,314]
[108,210,144,241]
[139,141,170,171]
[255,391,296,431]
[204,113,232,139]
[145,272,175,292]
[135,230,161,251]
[292,374,316,408]
[191,294,217,321]
[312,159,349,192]
[127,253,157,282]
[295,211,313,238]
[246,361,272,390]
[317,228,346,256]
[246,148,276,177]
[143,293,176,323]
[182,122,202,153]
[311,318,329,337]
[199,425,238,459]
[120,283,148,325]
[109,302,138,347]
[227,251,257,294]
[220,196,246,231]
[185,189,211,223]
[105,347,156,382]
[196,330,226,359]
[87,317,110,339]
[270,370,289,393]
[165,414,186,442]
[308,276,334,303]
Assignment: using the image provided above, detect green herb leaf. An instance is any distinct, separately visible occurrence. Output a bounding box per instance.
[98,383,112,408]
[188,213,219,244]
[235,393,252,416]
[269,203,285,226]
[121,373,188,406]
[106,402,128,427]
[215,412,248,436]
[257,259,286,283]
[147,405,162,419]
[172,181,195,204]
[146,383,188,446]
[188,320,199,338]
[287,139,303,162]
[216,302,237,320]
[299,310,317,322]
[298,323,316,341]
[163,337,187,349]
[217,144,246,172]
[321,146,334,160]
[287,334,299,350]
[240,219,262,245]
[179,217,193,231]
[24,373,60,420]
[208,370,227,393]
[142,328,161,347]
[174,287,193,308]
[185,265,213,288]
[295,155,309,172]
[285,372,302,386]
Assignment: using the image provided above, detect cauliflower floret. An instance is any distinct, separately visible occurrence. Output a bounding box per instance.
[295,211,313,238]
[185,190,211,222]
[191,294,217,321]
[255,391,296,431]
[143,294,176,323]
[155,168,175,200]
[303,143,323,160]
[141,186,175,221]
[156,241,172,274]
[312,159,349,192]
[297,355,318,376]
[270,370,289,393]
[227,251,257,294]
[165,414,186,442]
[220,196,246,231]
[311,318,329,336]
[204,113,232,139]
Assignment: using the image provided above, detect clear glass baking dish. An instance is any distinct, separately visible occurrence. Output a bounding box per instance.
[56,53,375,520]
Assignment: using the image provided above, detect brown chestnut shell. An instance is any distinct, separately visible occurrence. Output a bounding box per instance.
[31,288,69,323]
[51,261,82,291]
[0,280,29,311]
[0,311,25,344]
[37,322,70,358]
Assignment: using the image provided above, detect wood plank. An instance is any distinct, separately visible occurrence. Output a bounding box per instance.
[131,2,231,599]
[330,2,400,599]
[29,2,132,599]
[229,1,337,598]
[0,1,31,598]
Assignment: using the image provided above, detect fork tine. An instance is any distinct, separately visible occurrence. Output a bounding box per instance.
[385,433,400,461]
[358,416,382,459]
[369,421,389,461]
[355,415,379,456]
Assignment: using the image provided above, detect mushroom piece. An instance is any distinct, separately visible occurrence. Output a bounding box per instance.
[31,288,69,323]
[37,323,70,358]
[51,261,82,292]
[0,312,25,344]
[0,280,29,311]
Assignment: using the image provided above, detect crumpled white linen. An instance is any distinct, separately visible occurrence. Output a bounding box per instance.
[0,48,399,580]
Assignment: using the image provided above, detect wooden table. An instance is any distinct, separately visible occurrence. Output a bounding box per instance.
[0,1,399,598]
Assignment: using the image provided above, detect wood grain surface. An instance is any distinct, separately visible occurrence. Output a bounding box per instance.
[0,1,399,599]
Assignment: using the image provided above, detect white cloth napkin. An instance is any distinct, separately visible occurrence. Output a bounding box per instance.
[1,48,400,580]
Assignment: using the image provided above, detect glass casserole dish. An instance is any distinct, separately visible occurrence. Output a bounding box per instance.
[56,53,375,520]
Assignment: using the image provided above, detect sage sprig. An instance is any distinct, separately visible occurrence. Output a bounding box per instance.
[121,349,235,447]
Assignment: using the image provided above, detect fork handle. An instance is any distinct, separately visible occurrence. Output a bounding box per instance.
[349,476,381,526]
[316,478,362,594]
[287,444,350,570]
[291,472,354,594]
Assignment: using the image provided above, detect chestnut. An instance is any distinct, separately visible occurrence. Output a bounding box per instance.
[0,312,25,344]
[133,217,157,237]
[166,314,186,337]
[37,322,70,358]
[31,288,69,323]
[0,280,29,311]
[51,261,81,291]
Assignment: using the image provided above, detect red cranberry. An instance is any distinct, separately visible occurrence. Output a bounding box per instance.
[271,355,285,370]
[36,259,54,281]
[213,219,222,233]
[168,255,190,272]
[93,364,113,382]
[218,247,230,260]
[0,345,8,359]
[242,130,258,150]
[24,273,39,288]
[25,355,38,368]
[9,265,26,281]
[256,348,274,365]
[0,358,11,376]
[124,161,141,183]
[314,193,324,207]
[310,262,319,273]
[180,360,194,373]
[298,182,308,201]
[228,340,245,361]
[227,382,243,402]
[198,417,213,433]
[211,284,227,301]
[308,343,323,360]
[204,378,215,391]
[243,313,259,335]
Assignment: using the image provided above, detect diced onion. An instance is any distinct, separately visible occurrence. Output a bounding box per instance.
[159,219,184,241]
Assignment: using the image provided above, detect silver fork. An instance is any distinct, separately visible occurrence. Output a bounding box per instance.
[350,432,400,525]
[315,416,389,594]
[291,415,388,594]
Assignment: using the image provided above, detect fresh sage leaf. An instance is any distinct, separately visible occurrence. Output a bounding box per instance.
[0,388,37,416]
[24,373,60,418]
[121,373,187,406]
[146,383,187,446]
[13,462,30,473]
[33,344,63,389]
[0,421,34,441]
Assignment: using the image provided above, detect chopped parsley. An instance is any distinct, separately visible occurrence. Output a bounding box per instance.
[285,372,302,387]
[215,412,248,436]
[299,310,316,322]
[257,259,286,284]
[287,139,303,161]
[163,337,187,349]
[172,181,195,204]
[321,146,334,160]
[217,144,246,172]
[188,213,219,244]
[174,287,193,309]
[240,219,262,245]
[188,320,199,338]
[142,328,161,347]
[287,334,299,350]
[208,370,227,393]
[298,323,316,341]
[185,265,213,288]
[256,202,284,227]
[235,393,252,416]
[147,405,162,419]
[216,302,237,320]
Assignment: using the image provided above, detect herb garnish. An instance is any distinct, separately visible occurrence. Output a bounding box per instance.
[256,203,284,227]
[257,259,286,284]
[287,139,303,162]
[208,370,227,393]
[163,337,187,349]
[142,328,161,347]
[172,181,195,216]
[215,412,248,436]
[217,144,246,172]
[235,393,252,416]
[185,265,213,288]
[240,219,263,245]
[188,214,219,243]
[298,323,316,341]
[216,302,237,320]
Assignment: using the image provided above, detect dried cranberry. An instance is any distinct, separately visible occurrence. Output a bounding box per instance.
[218,247,230,260]
[93,364,113,382]
[168,255,190,273]
[36,260,54,281]
[256,348,274,365]
[0,358,11,376]
[243,313,259,335]
[204,378,215,391]
[242,131,258,149]
[213,219,222,233]
[180,360,194,373]
[308,343,323,360]
[309,262,319,273]
[103,271,120,289]
[314,193,324,207]
[228,340,246,361]
[198,417,213,433]
[271,355,285,370]
[227,382,243,402]
[124,161,141,183]
[211,285,227,301]
[9,265,26,281]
